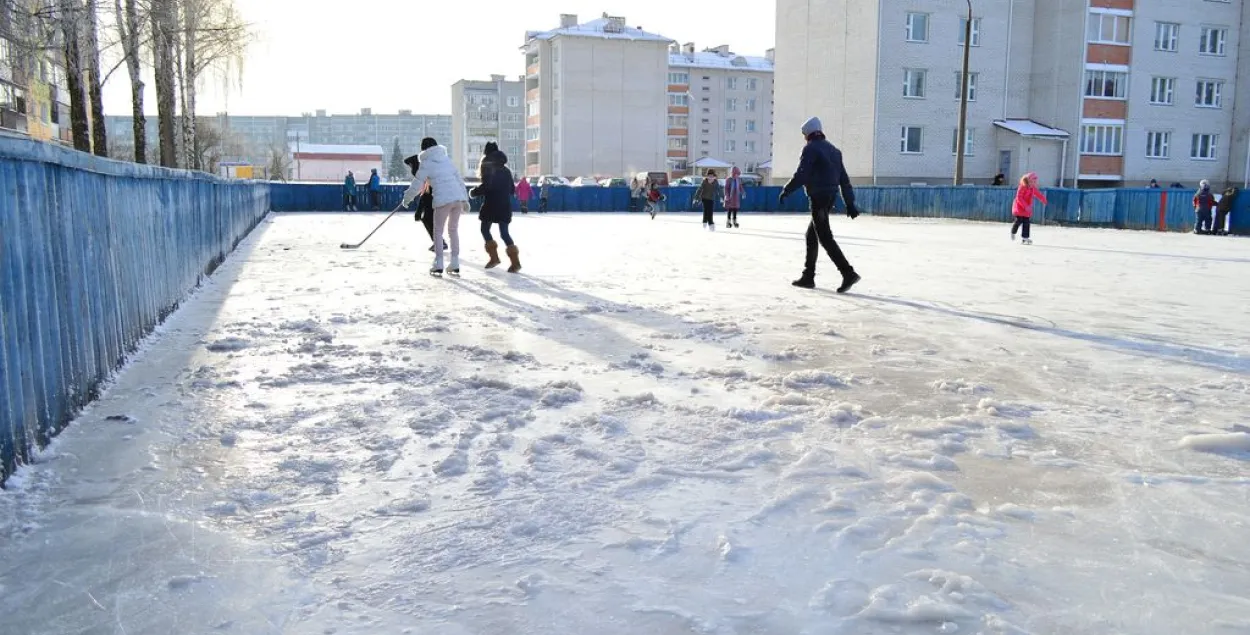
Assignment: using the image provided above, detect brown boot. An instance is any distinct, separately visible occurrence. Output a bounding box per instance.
[484,240,501,268]
[506,245,521,273]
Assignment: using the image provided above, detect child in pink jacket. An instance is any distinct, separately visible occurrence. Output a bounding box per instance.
[1011,172,1047,245]
[516,177,533,214]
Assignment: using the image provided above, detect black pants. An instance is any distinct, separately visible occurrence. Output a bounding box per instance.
[1197,209,1213,233]
[1011,215,1031,239]
[726,207,738,224]
[344,193,356,209]
[539,197,548,213]
[1214,209,1229,234]
[421,208,435,239]
[370,190,381,210]
[804,193,853,276]
[701,199,715,225]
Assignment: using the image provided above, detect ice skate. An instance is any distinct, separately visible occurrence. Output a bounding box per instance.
[447,256,460,277]
[733,222,739,228]
[1022,238,1033,245]
[792,275,816,289]
[1011,233,1016,242]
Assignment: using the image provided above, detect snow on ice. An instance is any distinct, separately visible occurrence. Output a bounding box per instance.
[2,212,1250,634]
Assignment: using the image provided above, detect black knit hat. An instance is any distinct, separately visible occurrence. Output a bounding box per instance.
[403,154,419,175]
[484,141,499,155]
[420,137,437,150]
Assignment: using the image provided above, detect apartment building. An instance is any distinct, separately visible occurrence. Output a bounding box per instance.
[523,13,671,179]
[451,75,525,177]
[775,0,1250,188]
[107,110,452,170]
[667,44,775,177]
[1,4,74,144]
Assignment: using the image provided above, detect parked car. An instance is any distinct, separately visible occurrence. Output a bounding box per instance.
[599,178,628,188]
[539,175,570,186]
[634,171,669,187]
[570,176,600,187]
[674,176,705,187]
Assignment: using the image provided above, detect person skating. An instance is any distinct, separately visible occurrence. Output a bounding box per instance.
[1194,180,1217,234]
[403,140,449,252]
[724,167,744,228]
[539,181,551,213]
[367,168,382,210]
[516,176,532,214]
[779,117,861,293]
[694,169,722,230]
[645,183,665,219]
[402,140,468,276]
[471,144,521,272]
[343,171,357,211]
[1011,172,1047,245]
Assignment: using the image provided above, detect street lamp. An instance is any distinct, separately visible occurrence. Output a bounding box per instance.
[954,0,972,185]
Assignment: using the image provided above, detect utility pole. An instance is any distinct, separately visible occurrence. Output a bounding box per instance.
[955,0,973,185]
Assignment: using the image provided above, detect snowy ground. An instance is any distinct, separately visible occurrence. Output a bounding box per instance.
[3,212,1250,635]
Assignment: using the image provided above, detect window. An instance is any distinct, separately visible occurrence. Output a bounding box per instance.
[745,119,757,133]
[958,17,982,46]
[668,93,688,106]
[1084,70,1128,99]
[552,99,559,116]
[0,38,9,65]
[701,97,709,102]
[668,72,689,84]
[1199,27,1227,55]
[668,114,688,128]
[507,96,520,108]
[1191,134,1218,159]
[1146,131,1170,159]
[746,98,758,112]
[1087,12,1131,44]
[906,12,929,42]
[468,159,480,171]
[1079,124,1124,155]
[725,119,736,133]
[745,140,757,153]
[1195,80,1223,107]
[904,69,927,98]
[552,45,559,62]
[746,78,758,91]
[951,128,974,155]
[726,77,738,90]
[1154,22,1179,51]
[900,126,923,153]
[526,126,540,141]
[668,137,688,150]
[726,98,738,111]
[724,139,737,153]
[1149,77,1175,105]
[955,72,978,101]
[503,130,521,141]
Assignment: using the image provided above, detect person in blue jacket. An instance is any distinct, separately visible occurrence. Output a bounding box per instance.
[779,116,861,293]
[367,168,382,210]
[343,171,357,211]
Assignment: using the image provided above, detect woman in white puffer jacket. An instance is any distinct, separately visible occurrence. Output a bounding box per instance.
[402,138,469,275]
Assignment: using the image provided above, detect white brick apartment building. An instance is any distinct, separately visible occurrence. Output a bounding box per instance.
[774,0,1250,188]
[451,75,526,178]
[522,14,671,179]
[666,44,775,178]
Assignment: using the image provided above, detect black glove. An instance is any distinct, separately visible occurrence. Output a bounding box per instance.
[778,191,789,205]
[846,205,860,220]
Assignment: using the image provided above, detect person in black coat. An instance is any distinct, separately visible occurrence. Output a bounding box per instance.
[779,116,861,293]
[470,142,520,272]
[403,137,447,252]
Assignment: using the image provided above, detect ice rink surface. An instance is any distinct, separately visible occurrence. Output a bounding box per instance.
[2,211,1249,634]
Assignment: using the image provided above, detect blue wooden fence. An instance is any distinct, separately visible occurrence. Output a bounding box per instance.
[269,182,1249,235]
[0,133,269,482]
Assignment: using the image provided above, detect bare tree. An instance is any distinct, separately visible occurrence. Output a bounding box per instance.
[149,0,178,166]
[83,0,107,156]
[57,0,91,151]
[266,144,291,182]
[177,0,249,170]
[114,0,146,162]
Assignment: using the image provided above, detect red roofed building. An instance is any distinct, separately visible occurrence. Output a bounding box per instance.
[291,143,384,182]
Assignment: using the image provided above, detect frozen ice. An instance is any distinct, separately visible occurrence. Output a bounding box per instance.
[2,213,1250,635]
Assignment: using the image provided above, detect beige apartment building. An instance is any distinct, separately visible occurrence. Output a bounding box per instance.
[522,14,671,179]
[775,0,1250,188]
[667,44,775,178]
[451,75,526,178]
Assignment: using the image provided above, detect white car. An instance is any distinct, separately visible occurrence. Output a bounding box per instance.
[539,175,570,186]
[570,177,599,187]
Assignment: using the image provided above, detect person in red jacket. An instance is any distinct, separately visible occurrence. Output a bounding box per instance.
[1011,172,1048,245]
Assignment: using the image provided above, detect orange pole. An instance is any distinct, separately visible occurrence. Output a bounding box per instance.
[1158,190,1168,231]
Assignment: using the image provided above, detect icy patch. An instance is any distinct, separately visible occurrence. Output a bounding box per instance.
[933,379,993,395]
[205,337,251,352]
[782,370,848,389]
[539,380,584,408]
[1179,432,1250,454]
[821,402,865,426]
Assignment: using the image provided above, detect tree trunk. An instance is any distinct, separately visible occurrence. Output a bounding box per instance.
[83,0,107,157]
[182,0,199,170]
[151,0,178,167]
[174,26,190,168]
[119,0,147,163]
[60,0,90,152]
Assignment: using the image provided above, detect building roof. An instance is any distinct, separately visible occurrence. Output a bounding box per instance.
[993,119,1069,139]
[693,157,733,169]
[669,52,773,72]
[290,143,385,156]
[526,17,672,44]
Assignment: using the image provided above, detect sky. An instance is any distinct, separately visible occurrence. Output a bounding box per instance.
[101,0,777,117]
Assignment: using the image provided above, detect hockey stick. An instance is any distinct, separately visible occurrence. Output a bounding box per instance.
[340,203,404,249]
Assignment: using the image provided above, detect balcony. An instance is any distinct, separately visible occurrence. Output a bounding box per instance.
[527,64,540,77]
